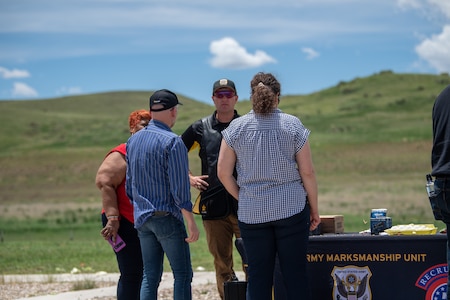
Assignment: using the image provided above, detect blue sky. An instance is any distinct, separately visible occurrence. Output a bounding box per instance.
[1,0,449,104]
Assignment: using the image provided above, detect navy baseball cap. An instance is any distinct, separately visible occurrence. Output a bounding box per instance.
[149,89,182,112]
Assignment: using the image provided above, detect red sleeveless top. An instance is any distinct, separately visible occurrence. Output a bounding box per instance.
[101,143,134,223]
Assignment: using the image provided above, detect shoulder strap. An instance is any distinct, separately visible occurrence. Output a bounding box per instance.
[201,115,213,131]
[199,114,224,190]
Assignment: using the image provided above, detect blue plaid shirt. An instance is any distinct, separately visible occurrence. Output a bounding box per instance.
[222,109,310,224]
[126,119,192,228]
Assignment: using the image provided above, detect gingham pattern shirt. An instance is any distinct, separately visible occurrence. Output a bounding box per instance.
[222,109,310,224]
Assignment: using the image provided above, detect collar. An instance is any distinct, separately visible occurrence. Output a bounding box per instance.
[149,119,172,131]
[212,110,240,125]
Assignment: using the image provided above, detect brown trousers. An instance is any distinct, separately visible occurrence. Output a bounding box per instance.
[203,214,242,299]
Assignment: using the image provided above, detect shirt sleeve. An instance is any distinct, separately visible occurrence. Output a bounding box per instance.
[221,119,238,149]
[167,137,192,211]
[180,121,202,152]
[294,119,310,154]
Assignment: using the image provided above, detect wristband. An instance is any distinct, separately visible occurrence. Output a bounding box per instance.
[107,215,120,220]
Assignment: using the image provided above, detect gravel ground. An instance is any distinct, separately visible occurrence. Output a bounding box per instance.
[0,282,113,300]
[0,282,220,300]
[0,273,223,300]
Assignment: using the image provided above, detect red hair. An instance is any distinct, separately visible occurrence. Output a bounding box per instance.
[128,109,151,131]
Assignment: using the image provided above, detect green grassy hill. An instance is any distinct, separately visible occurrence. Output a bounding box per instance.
[1,71,450,274]
[1,71,449,221]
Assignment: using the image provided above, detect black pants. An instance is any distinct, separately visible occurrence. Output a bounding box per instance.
[102,214,143,300]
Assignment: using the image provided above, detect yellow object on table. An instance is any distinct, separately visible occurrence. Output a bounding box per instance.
[384,224,437,235]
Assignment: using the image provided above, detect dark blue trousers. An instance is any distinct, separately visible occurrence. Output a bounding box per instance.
[239,207,311,300]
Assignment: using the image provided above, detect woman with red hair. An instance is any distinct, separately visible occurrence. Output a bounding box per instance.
[96,109,151,300]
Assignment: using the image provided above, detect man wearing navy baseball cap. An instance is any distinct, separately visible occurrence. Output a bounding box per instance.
[149,89,183,112]
[126,88,199,299]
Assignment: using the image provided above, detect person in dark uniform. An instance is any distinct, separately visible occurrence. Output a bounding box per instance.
[181,78,241,299]
[431,84,450,299]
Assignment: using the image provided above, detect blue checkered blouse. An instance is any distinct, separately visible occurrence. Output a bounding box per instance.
[222,109,310,224]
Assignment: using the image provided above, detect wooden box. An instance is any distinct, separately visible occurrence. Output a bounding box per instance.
[320,215,344,233]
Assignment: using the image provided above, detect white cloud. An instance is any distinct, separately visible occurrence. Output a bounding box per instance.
[415,25,450,72]
[396,0,450,21]
[56,86,82,95]
[0,67,30,79]
[397,0,422,9]
[398,0,450,73]
[429,0,450,18]
[12,82,38,97]
[301,47,320,60]
[0,1,428,62]
[209,37,276,69]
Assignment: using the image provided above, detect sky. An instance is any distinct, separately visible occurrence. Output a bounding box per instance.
[1,0,450,104]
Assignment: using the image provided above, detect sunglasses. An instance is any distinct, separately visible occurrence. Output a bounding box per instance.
[214,91,235,99]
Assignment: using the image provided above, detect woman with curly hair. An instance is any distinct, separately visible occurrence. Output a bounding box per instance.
[96,109,151,300]
[218,72,320,300]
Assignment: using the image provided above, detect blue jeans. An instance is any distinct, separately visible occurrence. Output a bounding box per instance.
[102,214,143,300]
[137,214,193,300]
[433,178,450,299]
[239,207,311,300]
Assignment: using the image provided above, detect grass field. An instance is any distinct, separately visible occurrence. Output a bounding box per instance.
[0,71,449,275]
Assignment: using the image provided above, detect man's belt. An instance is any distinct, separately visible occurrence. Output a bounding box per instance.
[153,211,170,216]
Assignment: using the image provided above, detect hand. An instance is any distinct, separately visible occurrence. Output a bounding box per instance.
[309,212,321,231]
[190,174,209,191]
[100,219,120,242]
[185,220,200,243]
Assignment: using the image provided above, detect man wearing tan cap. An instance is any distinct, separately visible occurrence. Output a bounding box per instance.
[181,79,242,299]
